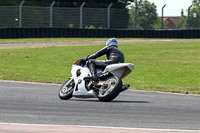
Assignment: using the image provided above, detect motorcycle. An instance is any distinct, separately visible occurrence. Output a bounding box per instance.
[58,59,135,102]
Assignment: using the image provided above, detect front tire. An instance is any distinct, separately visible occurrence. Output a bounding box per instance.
[59,78,75,100]
[97,76,122,102]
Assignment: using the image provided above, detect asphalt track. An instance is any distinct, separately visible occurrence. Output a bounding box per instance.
[0,80,200,133]
[1,39,200,47]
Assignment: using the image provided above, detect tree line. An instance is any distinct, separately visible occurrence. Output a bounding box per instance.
[0,0,133,7]
[0,0,199,29]
[129,0,200,30]
[177,0,200,29]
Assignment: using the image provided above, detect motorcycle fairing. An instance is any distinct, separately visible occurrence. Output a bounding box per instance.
[103,63,135,79]
[71,65,97,98]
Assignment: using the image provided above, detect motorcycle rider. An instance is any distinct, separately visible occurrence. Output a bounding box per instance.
[80,38,124,83]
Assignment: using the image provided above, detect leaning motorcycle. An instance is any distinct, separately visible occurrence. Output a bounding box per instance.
[58,59,135,102]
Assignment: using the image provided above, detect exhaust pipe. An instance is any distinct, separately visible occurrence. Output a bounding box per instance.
[121,84,130,92]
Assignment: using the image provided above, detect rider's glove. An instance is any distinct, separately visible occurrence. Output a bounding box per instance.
[80,55,90,64]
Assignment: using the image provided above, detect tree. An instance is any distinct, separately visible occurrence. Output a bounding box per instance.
[177,0,200,29]
[190,0,200,29]
[0,0,133,29]
[0,0,133,7]
[176,17,187,29]
[128,0,159,30]
[0,0,21,5]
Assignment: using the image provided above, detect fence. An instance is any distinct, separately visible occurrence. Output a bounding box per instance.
[0,2,128,29]
[1,1,200,38]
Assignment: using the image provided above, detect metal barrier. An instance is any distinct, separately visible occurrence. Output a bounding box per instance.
[0,28,199,39]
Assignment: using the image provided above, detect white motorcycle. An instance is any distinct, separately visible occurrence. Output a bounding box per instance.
[59,59,135,102]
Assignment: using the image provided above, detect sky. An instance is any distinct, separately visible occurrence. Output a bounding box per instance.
[147,0,193,16]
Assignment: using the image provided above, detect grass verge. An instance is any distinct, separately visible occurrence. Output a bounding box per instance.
[0,38,147,44]
[0,41,200,94]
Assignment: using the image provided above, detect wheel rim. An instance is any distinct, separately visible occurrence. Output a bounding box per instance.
[98,77,117,97]
[60,79,74,96]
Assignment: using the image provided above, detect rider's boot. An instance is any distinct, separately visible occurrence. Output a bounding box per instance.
[88,62,98,87]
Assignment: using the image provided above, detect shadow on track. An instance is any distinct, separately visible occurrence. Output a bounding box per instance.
[112,100,150,103]
[70,99,150,103]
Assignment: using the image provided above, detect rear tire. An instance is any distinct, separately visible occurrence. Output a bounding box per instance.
[97,76,122,102]
[59,78,74,100]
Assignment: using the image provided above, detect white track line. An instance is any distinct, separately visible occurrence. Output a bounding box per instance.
[0,80,60,86]
[0,123,199,132]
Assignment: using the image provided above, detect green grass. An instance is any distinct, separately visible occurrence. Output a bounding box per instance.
[0,41,200,94]
[0,38,154,44]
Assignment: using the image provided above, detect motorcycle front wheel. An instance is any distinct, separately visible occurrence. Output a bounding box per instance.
[59,78,75,100]
[97,76,122,102]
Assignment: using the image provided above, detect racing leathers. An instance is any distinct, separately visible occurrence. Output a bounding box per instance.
[81,45,125,81]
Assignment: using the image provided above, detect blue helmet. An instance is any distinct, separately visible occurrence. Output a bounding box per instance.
[106,38,118,47]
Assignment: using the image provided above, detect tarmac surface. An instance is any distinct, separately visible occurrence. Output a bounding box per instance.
[0,80,200,133]
[1,39,200,47]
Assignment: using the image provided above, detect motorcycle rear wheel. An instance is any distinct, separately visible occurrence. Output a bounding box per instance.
[97,76,122,102]
[59,78,74,100]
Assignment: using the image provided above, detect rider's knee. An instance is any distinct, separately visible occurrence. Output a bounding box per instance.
[87,59,95,66]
